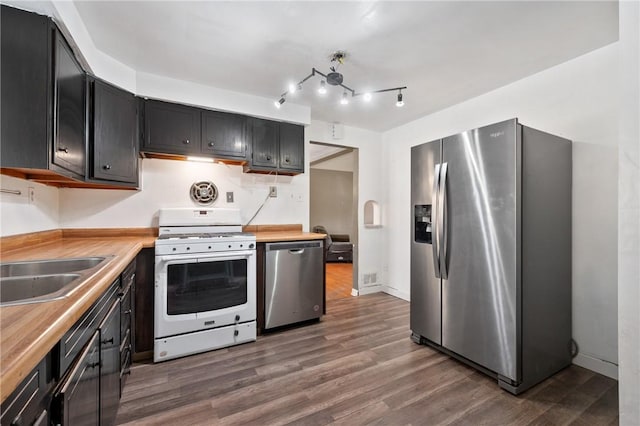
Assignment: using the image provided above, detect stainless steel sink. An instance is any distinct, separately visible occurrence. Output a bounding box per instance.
[0,257,107,278]
[0,256,113,306]
[0,274,82,305]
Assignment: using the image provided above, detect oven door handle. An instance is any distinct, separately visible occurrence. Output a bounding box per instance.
[157,250,255,263]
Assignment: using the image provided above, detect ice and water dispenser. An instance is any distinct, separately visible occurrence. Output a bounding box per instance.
[414,204,432,244]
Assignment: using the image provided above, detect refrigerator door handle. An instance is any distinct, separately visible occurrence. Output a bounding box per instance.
[432,163,442,278]
[439,162,449,279]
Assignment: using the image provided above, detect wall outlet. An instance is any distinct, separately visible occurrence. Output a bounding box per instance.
[28,187,35,204]
[269,186,277,197]
[226,192,234,203]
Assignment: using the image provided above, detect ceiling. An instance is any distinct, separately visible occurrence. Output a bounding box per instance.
[38,1,622,131]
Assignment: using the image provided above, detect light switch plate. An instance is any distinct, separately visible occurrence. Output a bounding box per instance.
[226,192,234,203]
[269,186,277,197]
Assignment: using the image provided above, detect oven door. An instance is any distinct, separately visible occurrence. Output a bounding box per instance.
[154,250,256,338]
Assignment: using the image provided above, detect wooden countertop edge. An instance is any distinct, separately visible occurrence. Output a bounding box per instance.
[0,239,146,403]
[254,232,326,242]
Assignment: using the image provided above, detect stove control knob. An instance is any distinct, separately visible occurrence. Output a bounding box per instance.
[234,330,239,337]
[186,247,190,250]
[240,244,243,248]
[249,243,255,249]
[172,248,176,251]
[235,315,240,322]
[228,244,232,248]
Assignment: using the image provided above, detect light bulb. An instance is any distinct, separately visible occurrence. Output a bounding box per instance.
[318,80,327,95]
[396,92,404,107]
[340,91,349,105]
[274,97,285,108]
[288,83,297,94]
[363,93,372,102]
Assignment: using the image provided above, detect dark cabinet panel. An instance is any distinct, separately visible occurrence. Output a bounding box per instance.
[53,331,100,426]
[91,79,138,184]
[0,5,51,170]
[279,123,304,172]
[202,110,247,159]
[53,30,86,177]
[249,118,279,169]
[99,301,121,426]
[246,120,304,174]
[133,248,154,357]
[143,100,200,155]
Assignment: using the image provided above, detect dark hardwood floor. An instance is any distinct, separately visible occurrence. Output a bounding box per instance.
[116,293,618,425]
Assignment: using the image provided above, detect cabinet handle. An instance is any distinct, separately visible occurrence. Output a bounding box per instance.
[284,156,290,163]
[123,369,132,376]
[123,309,132,315]
[58,147,69,153]
[266,155,271,161]
[88,361,100,369]
[183,139,190,145]
[208,141,214,147]
[102,337,114,345]
[103,164,111,170]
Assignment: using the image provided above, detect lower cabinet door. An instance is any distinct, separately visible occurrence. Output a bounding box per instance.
[100,301,121,426]
[54,331,100,426]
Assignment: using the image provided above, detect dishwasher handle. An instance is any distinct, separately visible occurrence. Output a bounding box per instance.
[265,241,323,251]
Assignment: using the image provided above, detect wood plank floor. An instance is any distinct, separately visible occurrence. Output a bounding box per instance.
[116,293,618,426]
[326,263,353,301]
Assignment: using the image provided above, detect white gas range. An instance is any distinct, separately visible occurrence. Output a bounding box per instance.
[154,208,256,362]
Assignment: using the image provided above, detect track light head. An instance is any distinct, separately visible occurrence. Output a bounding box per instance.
[274,97,285,108]
[363,93,372,102]
[318,80,327,95]
[340,91,349,105]
[396,91,404,107]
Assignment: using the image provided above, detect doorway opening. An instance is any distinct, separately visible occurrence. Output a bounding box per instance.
[309,142,358,302]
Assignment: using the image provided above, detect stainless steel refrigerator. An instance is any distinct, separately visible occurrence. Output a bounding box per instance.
[410,118,572,394]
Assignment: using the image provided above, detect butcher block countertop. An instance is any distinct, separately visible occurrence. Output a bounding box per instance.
[0,229,155,403]
[244,224,326,243]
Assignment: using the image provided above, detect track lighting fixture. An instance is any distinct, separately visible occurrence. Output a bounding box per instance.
[274,50,406,109]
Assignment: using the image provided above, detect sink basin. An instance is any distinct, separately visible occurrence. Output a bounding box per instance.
[0,257,107,278]
[0,274,82,306]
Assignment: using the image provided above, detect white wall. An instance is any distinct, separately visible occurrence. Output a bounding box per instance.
[307,121,385,293]
[381,43,620,378]
[59,159,308,229]
[617,1,640,423]
[312,150,356,172]
[0,175,59,236]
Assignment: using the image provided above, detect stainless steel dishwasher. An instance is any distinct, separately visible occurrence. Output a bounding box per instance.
[264,240,324,329]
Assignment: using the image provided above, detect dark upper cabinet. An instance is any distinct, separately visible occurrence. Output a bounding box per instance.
[1,5,51,170]
[246,119,304,174]
[201,110,247,159]
[89,78,138,185]
[279,122,304,172]
[249,118,279,169]
[143,100,200,155]
[52,29,86,177]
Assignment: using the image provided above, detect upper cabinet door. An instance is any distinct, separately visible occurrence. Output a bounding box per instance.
[53,30,86,177]
[143,100,200,155]
[0,5,51,170]
[250,118,278,168]
[279,123,304,172]
[202,111,247,159]
[92,80,138,184]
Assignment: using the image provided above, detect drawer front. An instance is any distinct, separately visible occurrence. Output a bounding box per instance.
[0,355,51,426]
[121,259,136,287]
[119,347,131,396]
[59,279,119,376]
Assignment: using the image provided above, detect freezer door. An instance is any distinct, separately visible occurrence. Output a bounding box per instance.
[441,119,520,381]
[410,139,442,344]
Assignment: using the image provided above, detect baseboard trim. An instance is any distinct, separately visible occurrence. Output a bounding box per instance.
[358,284,383,295]
[382,285,410,301]
[573,353,618,379]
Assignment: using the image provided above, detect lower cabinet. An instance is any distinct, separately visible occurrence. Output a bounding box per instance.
[53,331,101,426]
[99,301,121,426]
